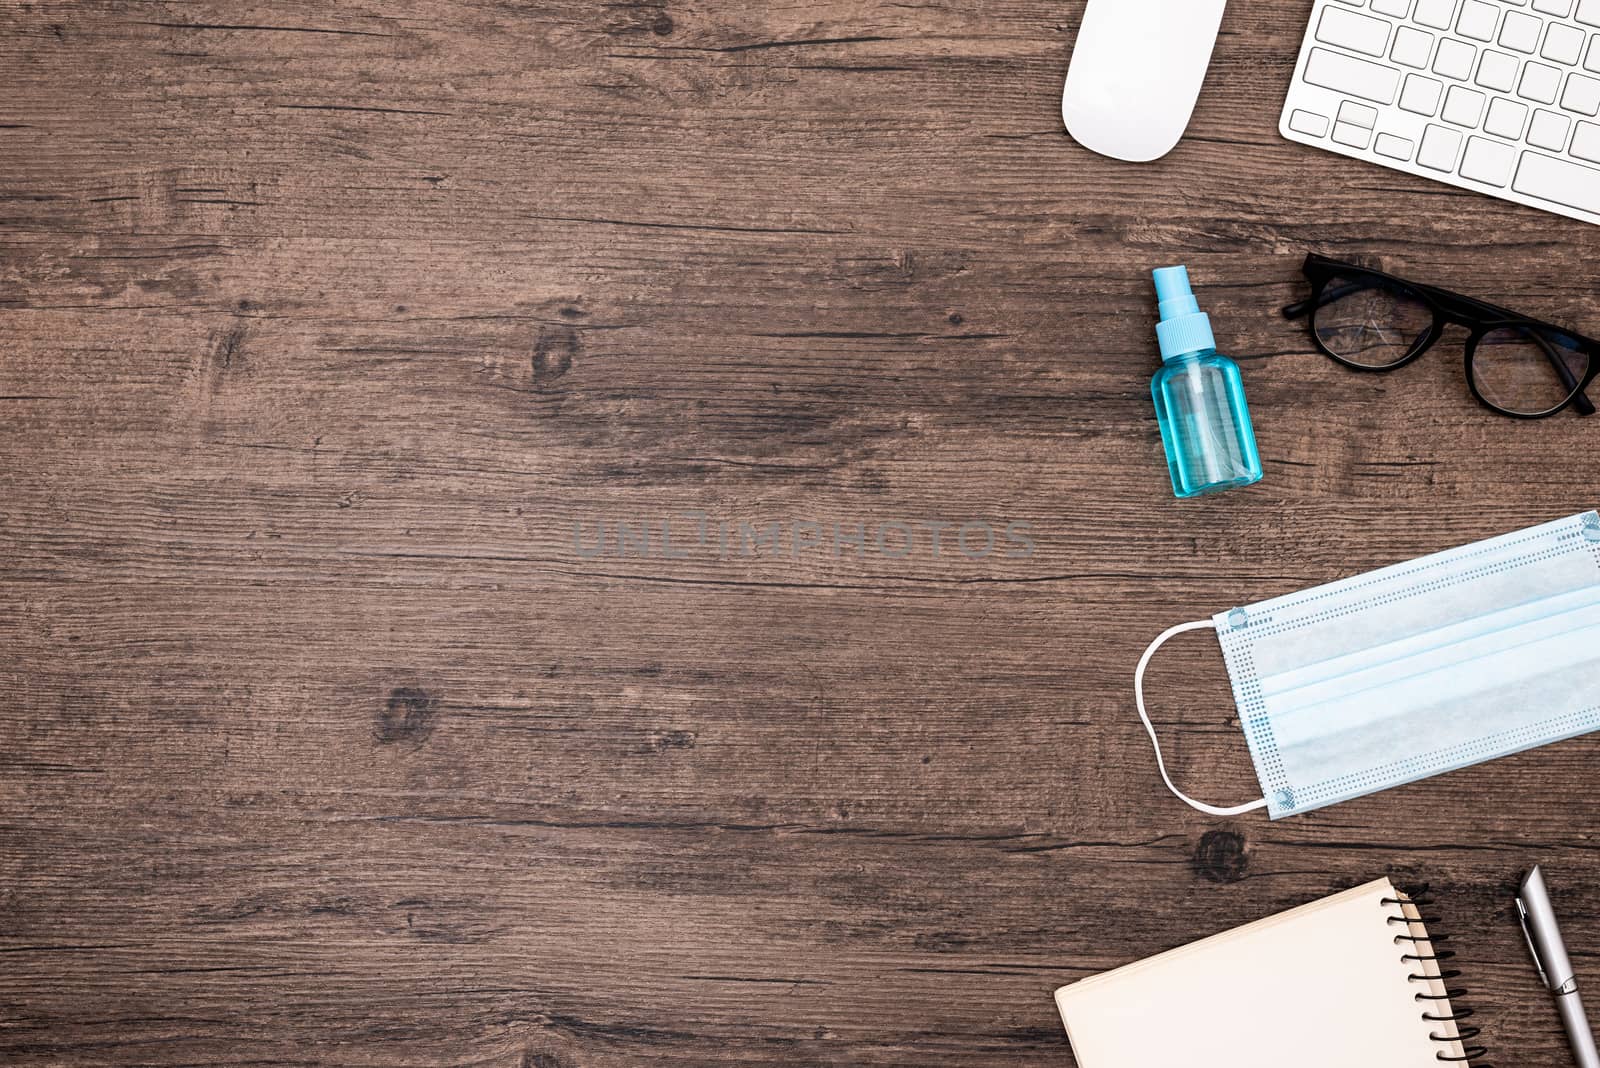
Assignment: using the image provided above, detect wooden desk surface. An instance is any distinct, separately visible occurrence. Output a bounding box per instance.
[4,2,1600,1065]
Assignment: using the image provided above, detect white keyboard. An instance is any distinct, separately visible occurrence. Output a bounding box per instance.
[1281,0,1600,226]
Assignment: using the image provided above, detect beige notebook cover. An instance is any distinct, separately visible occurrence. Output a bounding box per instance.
[1053,878,1469,1067]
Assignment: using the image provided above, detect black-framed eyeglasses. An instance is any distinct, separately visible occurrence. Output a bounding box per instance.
[1283,253,1599,419]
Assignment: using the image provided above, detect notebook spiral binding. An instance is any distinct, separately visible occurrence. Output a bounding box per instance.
[1383,886,1492,1067]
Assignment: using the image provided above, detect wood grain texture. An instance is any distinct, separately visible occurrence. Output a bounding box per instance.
[3,0,1600,1064]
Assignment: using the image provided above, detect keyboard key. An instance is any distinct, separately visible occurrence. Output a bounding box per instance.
[1435,37,1479,78]
[1306,47,1403,103]
[1589,36,1600,73]
[1340,100,1381,127]
[1401,72,1447,112]
[1476,49,1520,91]
[1580,0,1600,26]
[1528,107,1572,147]
[1458,0,1501,39]
[1374,0,1414,14]
[1444,84,1488,124]
[1534,0,1574,15]
[1520,61,1563,101]
[1564,72,1600,114]
[1500,10,1542,51]
[1573,120,1600,159]
[1544,22,1587,64]
[1485,95,1531,136]
[1459,135,1518,182]
[1318,6,1393,55]
[1376,132,1417,157]
[1289,108,1331,137]
[1512,150,1600,213]
[1333,120,1375,147]
[1393,25,1436,66]
[1418,0,1463,28]
[1419,122,1465,167]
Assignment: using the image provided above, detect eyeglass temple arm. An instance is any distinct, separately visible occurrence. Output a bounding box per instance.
[1533,333,1595,415]
[1282,282,1370,320]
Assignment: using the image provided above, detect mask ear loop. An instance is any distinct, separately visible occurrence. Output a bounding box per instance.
[1135,619,1268,818]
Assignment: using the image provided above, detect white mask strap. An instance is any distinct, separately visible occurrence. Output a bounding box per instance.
[1135,619,1269,817]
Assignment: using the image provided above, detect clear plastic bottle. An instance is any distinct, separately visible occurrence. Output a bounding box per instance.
[1150,266,1263,499]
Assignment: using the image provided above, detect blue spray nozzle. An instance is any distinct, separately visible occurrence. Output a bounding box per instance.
[1153,265,1199,318]
[1152,264,1215,360]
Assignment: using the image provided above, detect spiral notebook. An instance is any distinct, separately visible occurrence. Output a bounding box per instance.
[1053,878,1487,1067]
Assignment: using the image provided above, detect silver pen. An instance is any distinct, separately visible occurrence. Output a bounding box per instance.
[1519,866,1600,1068]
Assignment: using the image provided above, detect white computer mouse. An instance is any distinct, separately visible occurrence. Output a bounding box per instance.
[1061,0,1229,163]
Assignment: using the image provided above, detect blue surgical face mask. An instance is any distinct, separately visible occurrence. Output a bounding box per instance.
[1137,510,1600,819]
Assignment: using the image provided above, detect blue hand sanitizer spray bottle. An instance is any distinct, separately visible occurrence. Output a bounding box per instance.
[1150,265,1263,498]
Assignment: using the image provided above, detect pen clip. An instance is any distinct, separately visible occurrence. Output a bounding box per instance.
[1518,897,1552,989]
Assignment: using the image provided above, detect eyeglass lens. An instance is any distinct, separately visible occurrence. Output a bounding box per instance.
[1312,275,1433,370]
[1471,327,1592,417]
